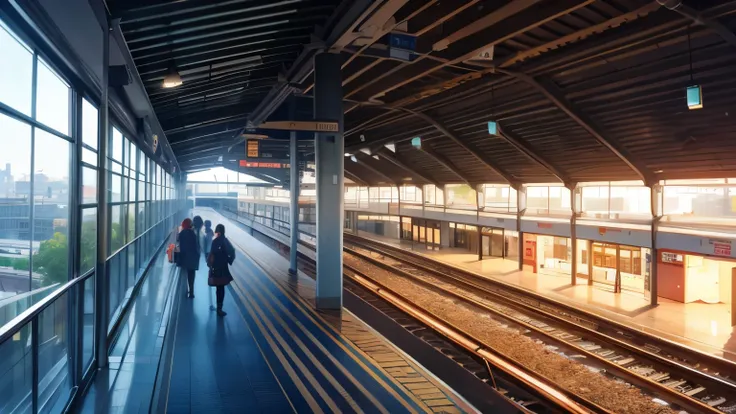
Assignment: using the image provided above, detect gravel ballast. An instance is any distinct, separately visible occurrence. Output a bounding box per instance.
[343,252,679,414]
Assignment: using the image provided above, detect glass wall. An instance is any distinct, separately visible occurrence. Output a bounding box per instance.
[0,17,183,413]
[526,185,571,217]
[661,178,736,225]
[481,184,517,213]
[0,24,71,300]
[580,181,650,220]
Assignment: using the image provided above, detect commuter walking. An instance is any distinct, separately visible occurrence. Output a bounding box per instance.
[207,224,235,316]
[203,220,214,259]
[177,218,200,298]
[192,215,205,254]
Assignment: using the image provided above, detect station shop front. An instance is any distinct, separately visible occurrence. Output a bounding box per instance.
[657,230,735,311]
[574,224,652,297]
[520,219,572,278]
[449,222,519,262]
[401,217,443,250]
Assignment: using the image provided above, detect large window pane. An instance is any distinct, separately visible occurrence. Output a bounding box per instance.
[110,173,121,203]
[37,291,71,412]
[111,128,123,162]
[36,59,70,135]
[0,324,32,412]
[0,114,32,301]
[110,205,124,253]
[82,166,97,204]
[127,204,136,243]
[80,208,97,274]
[32,129,71,286]
[82,275,95,369]
[0,22,33,115]
[82,99,98,150]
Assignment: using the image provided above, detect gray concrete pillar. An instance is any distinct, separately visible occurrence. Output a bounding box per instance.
[289,131,299,274]
[314,52,344,310]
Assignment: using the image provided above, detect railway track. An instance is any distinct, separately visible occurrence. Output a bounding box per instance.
[223,215,606,413]
[343,233,736,414]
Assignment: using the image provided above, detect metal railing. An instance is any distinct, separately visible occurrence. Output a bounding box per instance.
[0,210,182,414]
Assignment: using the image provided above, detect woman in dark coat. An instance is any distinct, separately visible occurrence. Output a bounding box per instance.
[207,224,235,316]
[177,218,200,298]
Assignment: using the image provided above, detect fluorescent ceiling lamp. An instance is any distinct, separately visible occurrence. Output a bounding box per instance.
[384,142,396,152]
[163,65,182,88]
[686,85,702,109]
[344,152,351,157]
[360,148,371,155]
[372,155,380,160]
[350,155,357,163]
[411,137,421,148]
[487,121,498,135]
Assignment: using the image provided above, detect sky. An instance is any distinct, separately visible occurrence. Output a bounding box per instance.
[0,20,72,182]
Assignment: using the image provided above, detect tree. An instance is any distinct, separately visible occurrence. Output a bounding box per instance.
[33,232,69,287]
[80,218,97,273]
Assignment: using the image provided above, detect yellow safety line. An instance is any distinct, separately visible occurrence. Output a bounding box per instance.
[230,239,428,414]
[199,208,430,412]
[230,278,339,413]
[238,267,390,414]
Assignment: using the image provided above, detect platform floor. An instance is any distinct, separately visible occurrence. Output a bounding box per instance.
[159,208,475,414]
[354,231,736,362]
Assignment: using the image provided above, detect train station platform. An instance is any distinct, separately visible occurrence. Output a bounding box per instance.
[80,211,475,414]
[353,231,736,362]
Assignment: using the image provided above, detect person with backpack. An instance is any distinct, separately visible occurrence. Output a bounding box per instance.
[207,224,235,316]
[177,218,200,298]
[192,215,205,255]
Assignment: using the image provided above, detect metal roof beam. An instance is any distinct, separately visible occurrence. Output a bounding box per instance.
[419,145,474,186]
[376,149,441,188]
[353,156,399,186]
[496,124,572,187]
[500,69,655,185]
[344,168,370,187]
[246,0,377,125]
[397,108,520,188]
[669,3,736,50]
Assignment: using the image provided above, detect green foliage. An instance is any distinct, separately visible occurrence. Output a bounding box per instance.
[33,232,69,287]
[80,218,97,273]
[0,256,30,271]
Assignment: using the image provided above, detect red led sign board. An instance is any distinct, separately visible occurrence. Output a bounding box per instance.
[239,160,284,168]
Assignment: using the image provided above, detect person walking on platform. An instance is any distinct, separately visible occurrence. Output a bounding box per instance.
[192,215,205,254]
[203,220,214,259]
[207,224,235,316]
[177,218,200,298]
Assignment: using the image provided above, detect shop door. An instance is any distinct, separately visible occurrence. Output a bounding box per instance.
[482,235,491,257]
[491,228,504,258]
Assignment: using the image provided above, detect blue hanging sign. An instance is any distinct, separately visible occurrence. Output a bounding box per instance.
[487,121,498,135]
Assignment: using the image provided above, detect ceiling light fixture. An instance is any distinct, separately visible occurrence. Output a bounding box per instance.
[162,64,183,88]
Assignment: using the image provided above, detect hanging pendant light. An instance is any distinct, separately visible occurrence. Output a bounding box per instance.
[162,63,182,88]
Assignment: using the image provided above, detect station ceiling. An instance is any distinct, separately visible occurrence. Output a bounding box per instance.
[107,0,736,187]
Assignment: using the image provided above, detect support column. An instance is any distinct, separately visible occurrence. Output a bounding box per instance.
[570,184,578,285]
[516,185,526,271]
[95,22,110,368]
[314,52,344,310]
[289,131,299,275]
[650,184,661,305]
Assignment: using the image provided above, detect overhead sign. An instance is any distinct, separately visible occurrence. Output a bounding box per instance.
[239,160,286,169]
[246,139,259,158]
[259,120,339,132]
[152,134,159,152]
[710,239,732,257]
